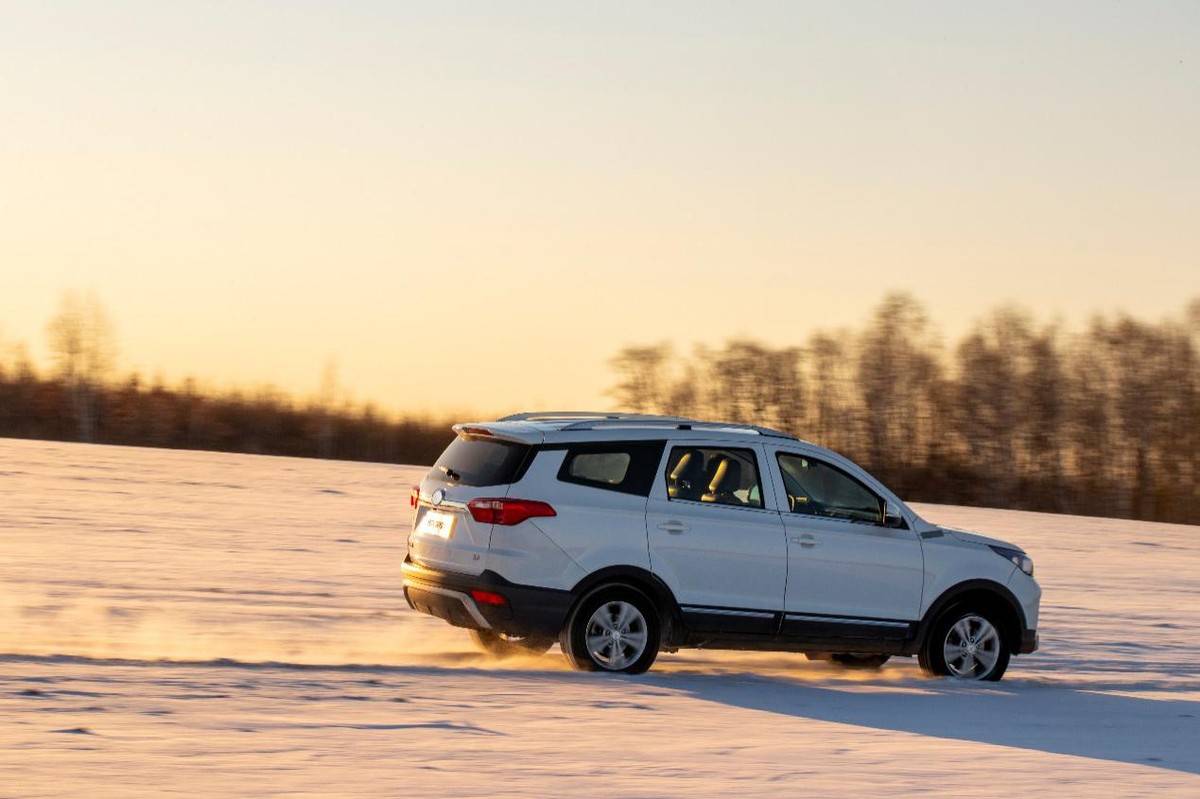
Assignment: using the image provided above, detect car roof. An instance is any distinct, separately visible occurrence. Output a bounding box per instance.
[453,411,821,449]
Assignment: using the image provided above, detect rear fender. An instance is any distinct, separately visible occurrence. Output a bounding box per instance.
[569,566,685,646]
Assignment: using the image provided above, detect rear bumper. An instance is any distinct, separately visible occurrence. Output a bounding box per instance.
[401,557,573,639]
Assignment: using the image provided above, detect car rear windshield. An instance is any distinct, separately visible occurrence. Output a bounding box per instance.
[431,435,531,487]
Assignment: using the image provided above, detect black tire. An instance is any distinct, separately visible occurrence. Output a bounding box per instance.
[830,653,891,670]
[468,629,555,659]
[919,606,1011,682]
[560,585,661,675]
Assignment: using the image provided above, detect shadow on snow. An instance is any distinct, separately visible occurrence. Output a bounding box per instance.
[5,652,1197,776]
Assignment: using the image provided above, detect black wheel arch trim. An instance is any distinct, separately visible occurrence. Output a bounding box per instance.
[568,565,685,644]
[917,579,1030,654]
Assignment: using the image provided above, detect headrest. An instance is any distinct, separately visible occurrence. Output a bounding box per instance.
[708,457,741,493]
[670,450,703,481]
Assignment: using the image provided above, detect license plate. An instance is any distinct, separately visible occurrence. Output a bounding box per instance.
[416,509,456,539]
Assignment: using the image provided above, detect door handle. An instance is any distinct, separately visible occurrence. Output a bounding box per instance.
[791,534,817,548]
[657,520,688,535]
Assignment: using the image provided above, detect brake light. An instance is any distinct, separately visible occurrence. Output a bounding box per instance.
[470,589,508,607]
[467,498,556,526]
[410,487,420,509]
[460,426,493,437]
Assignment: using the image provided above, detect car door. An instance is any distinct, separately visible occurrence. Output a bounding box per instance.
[769,447,923,638]
[645,441,786,635]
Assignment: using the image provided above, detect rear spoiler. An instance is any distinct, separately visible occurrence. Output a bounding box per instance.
[451,422,545,445]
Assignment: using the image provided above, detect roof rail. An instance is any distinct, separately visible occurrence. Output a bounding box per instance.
[559,418,799,440]
[498,411,687,423]
[496,412,800,441]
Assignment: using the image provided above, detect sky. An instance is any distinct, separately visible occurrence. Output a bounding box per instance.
[1,1,1197,414]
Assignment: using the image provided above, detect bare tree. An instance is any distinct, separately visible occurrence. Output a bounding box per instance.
[954,308,1032,503]
[316,357,340,458]
[1022,325,1066,509]
[664,359,701,418]
[46,291,116,442]
[804,332,856,453]
[609,343,673,413]
[856,292,942,481]
[1187,298,1200,335]
[697,340,804,431]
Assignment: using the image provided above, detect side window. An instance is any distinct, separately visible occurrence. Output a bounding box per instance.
[664,447,764,509]
[557,441,666,496]
[568,452,630,485]
[777,452,884,525]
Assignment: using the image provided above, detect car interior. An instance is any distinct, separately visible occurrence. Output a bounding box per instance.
[667,448,762,508]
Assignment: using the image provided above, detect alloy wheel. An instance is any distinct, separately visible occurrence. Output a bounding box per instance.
[584,600,649,670]
[942,614,1001,679]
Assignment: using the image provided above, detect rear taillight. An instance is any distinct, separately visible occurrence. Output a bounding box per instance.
[470,589,508,607]
[410,487,420,509]
[467,498,556,526]
[459,426,494,437]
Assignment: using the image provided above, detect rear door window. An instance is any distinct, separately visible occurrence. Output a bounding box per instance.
[431,435,531,487]
[664,447,764,509]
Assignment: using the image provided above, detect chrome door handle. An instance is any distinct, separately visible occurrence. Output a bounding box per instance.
[791,534,817,548]
[658,520,688,535]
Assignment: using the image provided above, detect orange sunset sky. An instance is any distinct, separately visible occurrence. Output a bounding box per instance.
[2,2,1197,413]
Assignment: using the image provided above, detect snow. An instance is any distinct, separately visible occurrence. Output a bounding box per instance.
[1,438,1198,797]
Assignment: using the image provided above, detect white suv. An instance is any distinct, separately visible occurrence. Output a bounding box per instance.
[402,412,1040,680]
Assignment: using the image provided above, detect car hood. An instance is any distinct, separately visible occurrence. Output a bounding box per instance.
[941,526,1023,552]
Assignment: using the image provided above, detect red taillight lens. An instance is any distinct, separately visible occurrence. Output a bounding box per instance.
[467,498,556,526]
[469,589,508,607]
[459,426,494,437]
[410,487,420,509]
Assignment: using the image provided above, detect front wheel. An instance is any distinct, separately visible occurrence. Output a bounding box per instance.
[468,629,554,658]
[560,585,661,674]
[919,608,1011,681]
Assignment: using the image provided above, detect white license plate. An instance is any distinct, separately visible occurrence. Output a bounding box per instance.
[416,509,456,539]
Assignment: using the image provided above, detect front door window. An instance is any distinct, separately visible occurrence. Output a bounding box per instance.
[776,453,884,524]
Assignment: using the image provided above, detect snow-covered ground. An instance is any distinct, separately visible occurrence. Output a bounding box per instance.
[1,438,1198,797]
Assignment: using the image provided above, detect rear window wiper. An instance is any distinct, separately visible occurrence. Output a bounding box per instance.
[437,465,461,482]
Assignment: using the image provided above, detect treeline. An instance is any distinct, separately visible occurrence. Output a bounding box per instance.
[611,294,1200,525]
[0,292,455,465]
[0,367,456,466]
[5,291,1200,524]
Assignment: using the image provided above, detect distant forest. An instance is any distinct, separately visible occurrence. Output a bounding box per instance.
[612,293,1200,525]
[3,291,1199,524]
[0,292,457,467]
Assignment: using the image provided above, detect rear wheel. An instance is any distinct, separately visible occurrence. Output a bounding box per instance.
[468,629,554,658]
[919,608,1011,681]
[830,653,891,670]
[560,585,661,674]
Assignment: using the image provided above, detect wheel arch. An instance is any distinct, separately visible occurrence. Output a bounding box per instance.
[917,579,1028,654]
[568,565,684,645]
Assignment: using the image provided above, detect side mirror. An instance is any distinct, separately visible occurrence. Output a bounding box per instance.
[884,501,905,529]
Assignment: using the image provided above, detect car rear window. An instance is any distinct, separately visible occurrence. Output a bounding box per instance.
[557,441,666,496]
[432,435,531,487]
[568,452,631,485]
